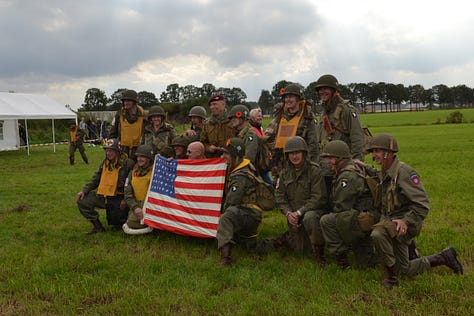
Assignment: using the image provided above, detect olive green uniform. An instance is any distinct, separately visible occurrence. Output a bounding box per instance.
[271,103,319,169]
[216,160,274,254]
[318,95,365,161]
[77,154,135,229]
[200,112,235,158]
[237,125,259,167]
[69,127,88,165]
[320,160,379,264]
[124,164,153,229]
[187,125,203,142]
[141,122,176,158]
[369,156,431,276]
[110,107,145,157]
[275,159,327,254]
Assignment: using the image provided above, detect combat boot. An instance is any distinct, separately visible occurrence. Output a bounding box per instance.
[427,247,463,275]
[313,245,326,266]
[87,219,106,235]
[272,230,290,249]
[381,265,398,289]
[69,157,75,165]
[220,244,232,266]
[335,253,351,270]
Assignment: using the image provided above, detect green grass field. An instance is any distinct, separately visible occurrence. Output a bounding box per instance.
[1,110,473,315]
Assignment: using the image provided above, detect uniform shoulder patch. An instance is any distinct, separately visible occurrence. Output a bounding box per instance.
[409,173,421,186]
[351,111,358,118]
[231,185,238,192]
[340,179,349,188]
[248,136,254,142]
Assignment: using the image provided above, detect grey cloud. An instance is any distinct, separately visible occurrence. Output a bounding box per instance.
[0,0,320,78]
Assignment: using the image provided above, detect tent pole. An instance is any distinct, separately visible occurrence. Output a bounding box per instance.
[52,119,56,153]
[25,119,30,156]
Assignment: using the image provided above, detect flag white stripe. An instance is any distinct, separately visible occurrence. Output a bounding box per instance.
[148,191,223,211]
[146,214,216,236]
[145,204,220,224]
[175,175,226,184]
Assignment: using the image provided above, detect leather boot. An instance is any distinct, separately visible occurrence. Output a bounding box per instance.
[427,247,463,275]
[381,265,398,289]
[408,239,421,260]
[220,244,232,266]
[313,245,326,266]
[69,157,74,165]
[272,230,290,249]
[87,219,106,235]
[335,253,351,270]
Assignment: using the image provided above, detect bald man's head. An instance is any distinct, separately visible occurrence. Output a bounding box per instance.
[187,141,205,159]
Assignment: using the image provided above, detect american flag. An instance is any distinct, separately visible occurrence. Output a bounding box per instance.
[143,155,227,238]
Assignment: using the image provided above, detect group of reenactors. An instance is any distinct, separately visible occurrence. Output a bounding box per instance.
[74,74,463,289]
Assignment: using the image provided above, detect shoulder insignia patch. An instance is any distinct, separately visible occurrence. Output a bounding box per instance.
[340,179,348,188]
[351,112,358,118]
[231,185,238,192]
[410,174,420,186]
[248,136,254,142]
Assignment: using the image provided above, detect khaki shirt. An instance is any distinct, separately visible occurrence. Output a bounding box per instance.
[275,159,327,216]
[318,96,365,161]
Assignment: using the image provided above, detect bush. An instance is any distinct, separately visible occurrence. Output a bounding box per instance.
[446,110,463,123]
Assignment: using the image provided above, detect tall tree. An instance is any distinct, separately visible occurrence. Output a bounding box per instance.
[201,83,216,97]
[108,88,127,111]
[160,83,180,103]
[257,89,273,115]
[138,91,158,109]
[80,88,108,111]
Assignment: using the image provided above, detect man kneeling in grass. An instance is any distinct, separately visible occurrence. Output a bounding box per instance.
[358,133,463,289]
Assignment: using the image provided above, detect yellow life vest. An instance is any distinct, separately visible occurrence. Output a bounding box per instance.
[70,128,77,142]
[120,105,144,148]
[131,169,152,201]
[274,107,304,149]
[97,161,120,197]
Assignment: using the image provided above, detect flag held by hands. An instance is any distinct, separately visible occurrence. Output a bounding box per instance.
[143,155,227,238]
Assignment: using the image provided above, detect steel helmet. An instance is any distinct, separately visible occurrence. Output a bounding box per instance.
[228,104,249,120]
[315,74,339,90]
[368,133,399,153]
[135,144,154,160]
[121,89,138,102]
[284,136,308,153]
[171,135,191,148]
[148,105,166,118]
[188,106,207,119]
[221,138,245,158]
[321,140,351,158]
[103,138,121,151]
[281,83,302,98]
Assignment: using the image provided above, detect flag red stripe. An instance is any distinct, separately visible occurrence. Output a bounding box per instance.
[177,158,225,166]
[177,169,226,177]
[147,196,221,216]
[143,219,215,238]
[146,209,218,229]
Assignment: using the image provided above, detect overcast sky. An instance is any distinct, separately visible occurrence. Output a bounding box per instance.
[1,0,473,109]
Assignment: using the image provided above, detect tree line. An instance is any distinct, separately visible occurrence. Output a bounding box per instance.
[78,81,474,118]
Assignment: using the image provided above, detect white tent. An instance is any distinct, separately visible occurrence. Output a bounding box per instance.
[0,92,76,154]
